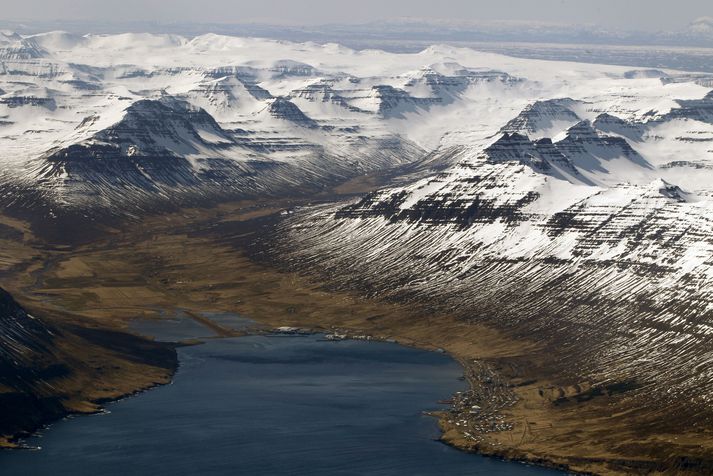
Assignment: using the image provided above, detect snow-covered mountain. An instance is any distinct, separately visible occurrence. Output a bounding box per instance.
[5,34,713,398]
[267,48,713,418]
[6,32,711,217]
[0,33,547,216]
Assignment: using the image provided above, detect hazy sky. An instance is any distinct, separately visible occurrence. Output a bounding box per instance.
[3,0,712,31]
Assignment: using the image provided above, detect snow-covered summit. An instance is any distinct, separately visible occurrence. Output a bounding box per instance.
[0,31,711,214]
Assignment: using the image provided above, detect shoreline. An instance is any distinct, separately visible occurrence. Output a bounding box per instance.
[1,378,175,451]
[130,311,587,473]
[2,199,712,474]
[3,319,565,475]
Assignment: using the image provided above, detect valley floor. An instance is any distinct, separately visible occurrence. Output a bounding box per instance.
[0,195,712,475]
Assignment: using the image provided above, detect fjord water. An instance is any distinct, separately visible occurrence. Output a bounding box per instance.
[0,332,559,475]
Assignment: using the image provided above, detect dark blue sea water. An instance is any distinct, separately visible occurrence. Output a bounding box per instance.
[0,328,561,475]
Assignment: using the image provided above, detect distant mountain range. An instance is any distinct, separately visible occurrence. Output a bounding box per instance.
[1,31,712,216]
[3,17,713,47]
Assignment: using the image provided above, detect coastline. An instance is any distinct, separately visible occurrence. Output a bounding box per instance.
[1,200,712,474]
[0,330,177,451]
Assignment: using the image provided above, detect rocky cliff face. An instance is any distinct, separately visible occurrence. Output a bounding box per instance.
[0,288,54,377]
[0,288,65,443]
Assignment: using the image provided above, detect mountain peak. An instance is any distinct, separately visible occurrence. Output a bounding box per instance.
[649,178,695,202]
[563,120,599,140]
[592,113,645,141]
[46,96,233,166]
[501,99,581,138]
[0,33,46,60]
[0,31,21,43]
[267,97,319,128]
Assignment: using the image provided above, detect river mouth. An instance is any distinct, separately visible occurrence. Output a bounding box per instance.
[0,314,560,476]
